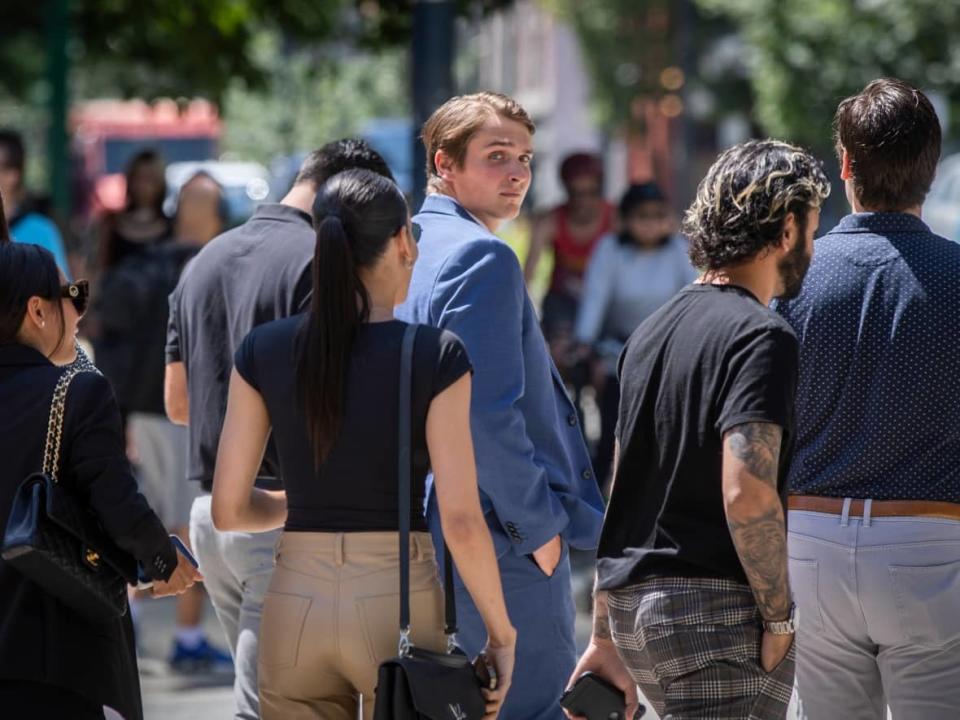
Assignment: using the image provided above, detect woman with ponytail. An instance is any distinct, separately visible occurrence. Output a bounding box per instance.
[212,169,515,719]
[0,191,199,718]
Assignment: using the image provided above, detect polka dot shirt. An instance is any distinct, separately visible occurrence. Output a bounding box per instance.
[773,212,960,501]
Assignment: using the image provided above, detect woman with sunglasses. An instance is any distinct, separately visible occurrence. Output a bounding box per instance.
[0,198,201,719]
[212,169,515,719]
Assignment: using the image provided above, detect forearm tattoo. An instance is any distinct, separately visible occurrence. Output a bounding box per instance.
[593,586,612,640]
[725,423,791,620]
[728,505,792,620]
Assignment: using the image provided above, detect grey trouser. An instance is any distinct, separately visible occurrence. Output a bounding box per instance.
[128,413,198,529]
[190,495,281,720]
[608,577,795,720]
[788,506,960,720]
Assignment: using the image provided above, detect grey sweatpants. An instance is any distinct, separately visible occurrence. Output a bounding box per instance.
[789,507,960,720]
[190,495,281,720]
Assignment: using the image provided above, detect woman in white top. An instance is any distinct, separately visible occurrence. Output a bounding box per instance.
[575,182,697,488]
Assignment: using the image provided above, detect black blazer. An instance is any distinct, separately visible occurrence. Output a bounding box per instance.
[0,343,177,720]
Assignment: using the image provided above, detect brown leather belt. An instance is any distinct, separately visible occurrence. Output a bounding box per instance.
[788,495,960,521]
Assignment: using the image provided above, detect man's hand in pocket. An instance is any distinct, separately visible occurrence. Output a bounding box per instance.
[760,631,794,673]
[532,534,563,576]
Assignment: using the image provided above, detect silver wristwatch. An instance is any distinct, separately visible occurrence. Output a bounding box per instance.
[763,603,797,635]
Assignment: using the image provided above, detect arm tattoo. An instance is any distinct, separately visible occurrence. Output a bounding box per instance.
[593,583,612,641]
[726,422,781,486]
[724,423,791,620]
[727,506,791,620]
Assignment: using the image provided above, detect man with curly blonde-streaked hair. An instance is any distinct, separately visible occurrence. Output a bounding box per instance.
[569,139,829,720]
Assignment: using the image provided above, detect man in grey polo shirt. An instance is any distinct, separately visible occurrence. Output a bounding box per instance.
[164,139,393,719]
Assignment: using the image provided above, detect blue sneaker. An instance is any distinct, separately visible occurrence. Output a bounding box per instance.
[169,637,234,673]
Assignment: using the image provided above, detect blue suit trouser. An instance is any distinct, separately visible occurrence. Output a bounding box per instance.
[446,539,578,720]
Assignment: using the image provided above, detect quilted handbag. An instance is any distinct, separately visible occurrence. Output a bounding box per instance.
[2,356,138,623]
[372,324,486,720]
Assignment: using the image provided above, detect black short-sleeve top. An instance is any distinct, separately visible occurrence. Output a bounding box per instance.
[233,317,472,532]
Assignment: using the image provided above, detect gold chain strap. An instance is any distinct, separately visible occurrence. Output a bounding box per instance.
[41,345,101,483]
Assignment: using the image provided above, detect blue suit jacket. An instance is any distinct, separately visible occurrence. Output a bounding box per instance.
[397,194,604,557]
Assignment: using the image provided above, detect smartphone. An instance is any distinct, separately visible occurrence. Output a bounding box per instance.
[473,653,498,691]
[136,535,199,590]
[559,672,642,720]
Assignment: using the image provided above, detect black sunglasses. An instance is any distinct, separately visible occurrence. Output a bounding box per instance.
[60,280,90,316]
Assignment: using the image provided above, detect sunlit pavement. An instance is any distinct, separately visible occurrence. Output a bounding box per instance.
[137,594,235,720]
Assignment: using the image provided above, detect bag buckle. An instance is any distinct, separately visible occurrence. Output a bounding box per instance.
[399,627,412,657]
[83,547,101,570]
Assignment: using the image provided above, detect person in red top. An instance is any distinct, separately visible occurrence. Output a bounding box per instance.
[524,152,614,387]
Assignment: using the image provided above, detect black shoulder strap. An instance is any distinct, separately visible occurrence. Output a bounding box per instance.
[397,324,457,641]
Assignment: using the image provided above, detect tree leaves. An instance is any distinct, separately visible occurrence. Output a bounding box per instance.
[697,0,960,151]
[0,0,514,102]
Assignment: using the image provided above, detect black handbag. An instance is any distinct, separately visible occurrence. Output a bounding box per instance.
[373,324,487,720]
[1,357,138,623]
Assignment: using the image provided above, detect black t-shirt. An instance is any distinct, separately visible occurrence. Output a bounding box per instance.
[166,204,315,491]
[596,284,799,590]
[233,318,472,532]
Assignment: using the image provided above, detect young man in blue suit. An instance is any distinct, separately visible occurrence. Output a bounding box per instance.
[397,91,605,719]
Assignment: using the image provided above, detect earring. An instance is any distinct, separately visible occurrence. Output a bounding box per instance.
[40,321,46,328]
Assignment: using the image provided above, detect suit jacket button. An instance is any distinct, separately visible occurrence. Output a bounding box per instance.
[582,469,593,481]
[567,413,577,427]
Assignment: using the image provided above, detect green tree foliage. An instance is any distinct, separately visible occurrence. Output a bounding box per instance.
[544,0,674,130]
[220,34,409,164]
[696,0,960,151]
[0,0,513,102]
[544,0,744,132]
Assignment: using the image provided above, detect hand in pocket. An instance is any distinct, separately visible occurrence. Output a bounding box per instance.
[760,631,794,673]
[532,535,562,577]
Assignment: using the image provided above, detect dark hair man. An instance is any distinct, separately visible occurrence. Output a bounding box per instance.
[397,92,605,719]
[570,140,829,720]
[0,129,70,276]
[163,139,392,719]
[775,78,960,719]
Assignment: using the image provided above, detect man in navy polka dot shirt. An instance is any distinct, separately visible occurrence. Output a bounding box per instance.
[775,78,960,719]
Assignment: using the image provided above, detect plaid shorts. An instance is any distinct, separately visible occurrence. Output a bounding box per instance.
[608,577,795,720]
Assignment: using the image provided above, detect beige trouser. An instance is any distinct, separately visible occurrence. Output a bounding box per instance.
[257,531,447,720]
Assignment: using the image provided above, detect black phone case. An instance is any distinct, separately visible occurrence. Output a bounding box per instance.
[559,672,630,720]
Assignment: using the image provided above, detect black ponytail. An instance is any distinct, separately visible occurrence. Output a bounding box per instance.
[296,168,408,466]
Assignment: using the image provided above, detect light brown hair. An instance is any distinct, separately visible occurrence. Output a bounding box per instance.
[421,91,535,194]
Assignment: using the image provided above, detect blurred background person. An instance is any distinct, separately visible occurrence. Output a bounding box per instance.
[97,149,173,272]
[574,182,695,490]
[524,152,614,395]
[94,170,230,673]
[0,129,71,278]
